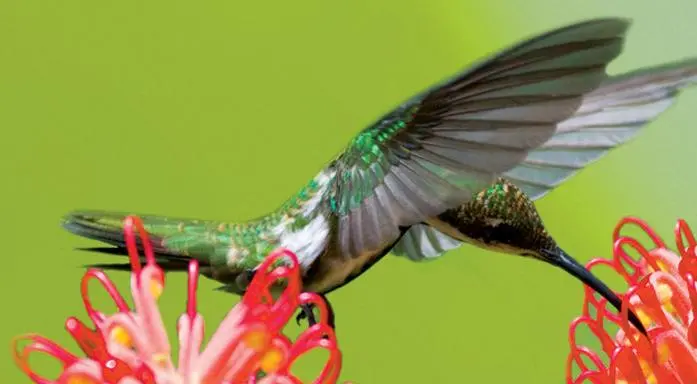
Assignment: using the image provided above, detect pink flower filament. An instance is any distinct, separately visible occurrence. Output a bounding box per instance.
[12,215,344,384]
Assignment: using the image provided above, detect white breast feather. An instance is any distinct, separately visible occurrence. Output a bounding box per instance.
[276,169,336,270]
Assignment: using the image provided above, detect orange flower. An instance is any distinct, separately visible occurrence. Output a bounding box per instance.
[12,216,343,384]
[566,217,697,383]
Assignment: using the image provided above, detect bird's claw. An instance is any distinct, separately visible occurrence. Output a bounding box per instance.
[295,310,306,326]
[295,295,336,340]
[296,303,319,327]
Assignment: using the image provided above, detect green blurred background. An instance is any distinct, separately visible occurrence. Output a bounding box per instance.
[2,0,697,382]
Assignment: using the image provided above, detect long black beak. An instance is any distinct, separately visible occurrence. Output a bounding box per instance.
[542,249,648,336]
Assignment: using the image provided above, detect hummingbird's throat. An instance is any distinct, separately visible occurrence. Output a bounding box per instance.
[427,217,544,258]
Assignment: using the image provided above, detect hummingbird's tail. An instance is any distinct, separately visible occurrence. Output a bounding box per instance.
[62,210,209,272]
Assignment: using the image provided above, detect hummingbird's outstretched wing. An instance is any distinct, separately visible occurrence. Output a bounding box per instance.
[329,19,630,258]
[392,57,697,261]
[504,56,697,200]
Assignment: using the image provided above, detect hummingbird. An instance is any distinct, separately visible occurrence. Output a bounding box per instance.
[63,18,697,336]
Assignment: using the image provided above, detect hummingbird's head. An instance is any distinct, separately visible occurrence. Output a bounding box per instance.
[537,247,648,336]
[436,178,648,335]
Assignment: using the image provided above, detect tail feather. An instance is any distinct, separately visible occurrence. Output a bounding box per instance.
[62,210,210,273]
[75,246,194,272]
[82,261,193,272]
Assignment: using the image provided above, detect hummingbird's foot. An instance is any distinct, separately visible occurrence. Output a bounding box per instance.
[295,294,336,337]
[296,304,319,327]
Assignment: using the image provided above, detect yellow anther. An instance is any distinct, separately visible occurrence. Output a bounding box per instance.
[150,280,163,300]
[656,260,668,272]
[663,301,677,315]
[260,348,284,373]
[637,308,652,327]
[658,342,672,364]
[243,330,269,352]
[656,283,673,303]
[638,359,658,384]
[109,326,133,348]
[152,352,170,367]
[66,374,99,384]
[655,282,677,314]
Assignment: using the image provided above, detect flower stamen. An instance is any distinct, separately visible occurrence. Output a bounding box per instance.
[567,216,697,384]
[149,280,163,301]
[109,326,133,349]
[243,330,271,352]
[260,348,284,373]
[12,215,345,383]
[64,374,101,384]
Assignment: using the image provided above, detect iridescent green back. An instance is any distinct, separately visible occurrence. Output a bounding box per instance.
[163,174,334,270]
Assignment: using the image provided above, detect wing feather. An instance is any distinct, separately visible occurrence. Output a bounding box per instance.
[394,57,697,261]
[505,57,697,200]
[331,19,631,258]
[391,224,462,261]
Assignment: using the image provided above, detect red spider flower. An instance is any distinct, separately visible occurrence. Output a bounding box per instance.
[566,216,697,384]
[12,216,343,384]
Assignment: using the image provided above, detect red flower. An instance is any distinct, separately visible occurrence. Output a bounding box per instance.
[567,217,697,383]
[12,216,343,384]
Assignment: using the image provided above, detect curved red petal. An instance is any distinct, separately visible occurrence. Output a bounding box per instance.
[81,269,130,326]
[568,217,697,383]
[12,334,78,384]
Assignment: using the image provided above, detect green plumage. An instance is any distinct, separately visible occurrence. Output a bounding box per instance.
[332,106,417,215]
[66,175,330,274]
[62,18,697,324]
